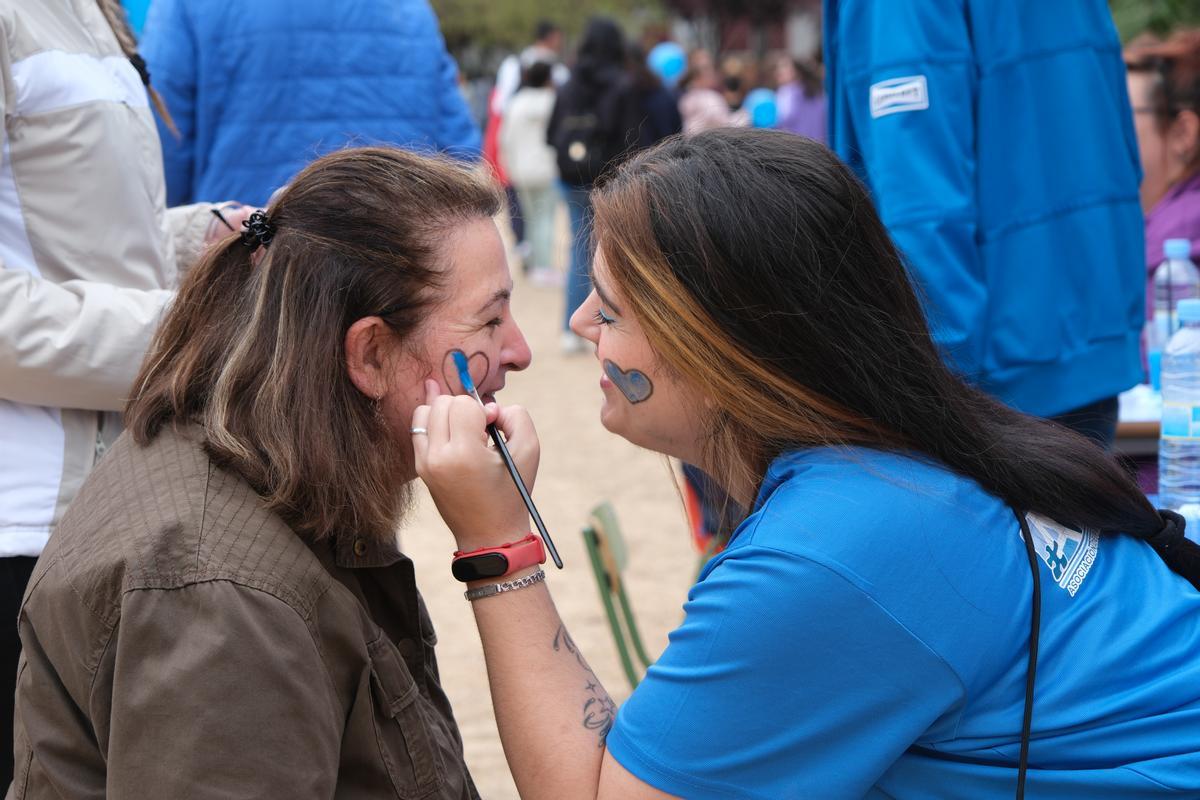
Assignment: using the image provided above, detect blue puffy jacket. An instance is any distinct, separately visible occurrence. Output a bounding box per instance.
[141,0,481,207]
[824,0,1144,417]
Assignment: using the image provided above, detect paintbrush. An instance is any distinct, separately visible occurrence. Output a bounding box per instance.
[451,350,563,569]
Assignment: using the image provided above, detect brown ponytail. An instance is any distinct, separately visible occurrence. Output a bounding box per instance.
[126,146,502,543]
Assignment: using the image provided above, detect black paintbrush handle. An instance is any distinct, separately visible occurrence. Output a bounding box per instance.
[488,424,563,569]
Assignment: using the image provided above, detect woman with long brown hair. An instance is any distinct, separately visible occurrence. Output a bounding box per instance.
[415,129,1200,799]
[1126,29,1200,311]
[10,146,530,798]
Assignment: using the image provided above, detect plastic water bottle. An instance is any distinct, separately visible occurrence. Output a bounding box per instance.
[1158,299,1200,524]
[1148,238,1200,389]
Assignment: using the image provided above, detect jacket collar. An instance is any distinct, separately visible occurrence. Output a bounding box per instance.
[334,531,406,569]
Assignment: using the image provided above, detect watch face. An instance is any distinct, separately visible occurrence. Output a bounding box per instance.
[452,552,511,582]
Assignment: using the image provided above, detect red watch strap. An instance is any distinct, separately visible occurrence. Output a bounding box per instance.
[452,535,546,581]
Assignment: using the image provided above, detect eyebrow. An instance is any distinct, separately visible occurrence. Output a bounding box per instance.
[477,288,511,316]
[592,276,622,315]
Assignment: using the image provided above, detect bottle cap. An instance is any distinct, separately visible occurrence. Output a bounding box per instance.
[1165,238,1192,260]
[1178,298,1200,323]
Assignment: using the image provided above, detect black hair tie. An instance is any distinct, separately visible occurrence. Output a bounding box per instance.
[128,54,150,86]
[241,210,276,251]
[1147,509,1200,591]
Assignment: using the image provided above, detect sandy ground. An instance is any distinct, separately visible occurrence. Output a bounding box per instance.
[402,211,699,799]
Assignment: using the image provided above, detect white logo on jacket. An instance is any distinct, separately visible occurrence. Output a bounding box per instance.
[869,75,929,118]
[1024,513,1099,596]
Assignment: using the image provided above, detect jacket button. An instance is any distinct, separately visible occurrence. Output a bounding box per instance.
[353,538,368,557]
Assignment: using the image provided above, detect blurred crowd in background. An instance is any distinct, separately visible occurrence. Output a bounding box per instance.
[111,0,1200,369]
[128,0,832,357]
[475,17,827,354]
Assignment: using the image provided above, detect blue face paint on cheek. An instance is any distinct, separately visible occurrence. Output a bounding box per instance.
[603,359,654,404]
[451,350,476,395]
[442,350,490,396]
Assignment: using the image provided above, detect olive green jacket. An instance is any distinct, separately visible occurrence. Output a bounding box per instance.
[10,425,479,799]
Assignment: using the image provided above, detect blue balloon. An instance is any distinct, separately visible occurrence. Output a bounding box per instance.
[648,42,687,89]
[743,88,778,128]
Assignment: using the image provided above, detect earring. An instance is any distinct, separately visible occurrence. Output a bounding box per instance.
[372,394,385,425]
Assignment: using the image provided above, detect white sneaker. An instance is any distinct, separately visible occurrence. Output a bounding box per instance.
[560,331,588,355]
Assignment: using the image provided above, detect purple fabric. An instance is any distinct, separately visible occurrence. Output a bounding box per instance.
[775,83,826,143]
[1144,170,1200,315]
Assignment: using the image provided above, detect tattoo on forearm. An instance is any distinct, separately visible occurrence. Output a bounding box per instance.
[553,625,617,746]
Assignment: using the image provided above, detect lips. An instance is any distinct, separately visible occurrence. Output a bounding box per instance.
[477,380,504,405]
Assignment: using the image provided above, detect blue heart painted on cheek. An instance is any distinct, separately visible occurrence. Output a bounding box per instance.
[442,350,490,396]
[603,360,653,404]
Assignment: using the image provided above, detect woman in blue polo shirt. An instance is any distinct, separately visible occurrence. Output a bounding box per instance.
[412,129,1200,799]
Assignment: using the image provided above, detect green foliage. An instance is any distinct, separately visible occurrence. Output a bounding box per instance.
[432,0,663,57]
[1110,0,1200,42]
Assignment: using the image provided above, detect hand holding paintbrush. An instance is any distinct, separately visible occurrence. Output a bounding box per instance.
[410,353,562,568]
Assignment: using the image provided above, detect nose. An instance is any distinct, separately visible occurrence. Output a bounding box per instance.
[501,319,533,372]
[569,290,599,344]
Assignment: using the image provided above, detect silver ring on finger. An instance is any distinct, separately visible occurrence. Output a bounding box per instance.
[410,427,428,435]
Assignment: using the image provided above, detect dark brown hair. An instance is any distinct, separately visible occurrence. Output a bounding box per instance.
[592,128,1200,588]
[126,147,501,542]
[1126,29,1200,133]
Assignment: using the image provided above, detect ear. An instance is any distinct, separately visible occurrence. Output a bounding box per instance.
[345,317,392,400]
[1170,109,1200,163]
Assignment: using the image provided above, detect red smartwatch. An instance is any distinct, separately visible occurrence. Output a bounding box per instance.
[451,535,546,582]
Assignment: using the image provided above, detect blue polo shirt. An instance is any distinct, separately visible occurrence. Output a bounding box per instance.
[607,448,1200,798]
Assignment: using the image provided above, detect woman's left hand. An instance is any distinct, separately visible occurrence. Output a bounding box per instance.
[411,380,540,549]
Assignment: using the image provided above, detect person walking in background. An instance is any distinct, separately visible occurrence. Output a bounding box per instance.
[500,62,561,287]
[627,43,683,150]
[719,54,751,113]
[1126,30,1200,290]
[825,0,1145,449]
[548,17,639,354]
[775,56,826,142]
[141,0,481,206]
[0,0,246,788]
[490,21,569,265]
[483,82,527,260]
[678,58,749,135]
[494,20,569,113]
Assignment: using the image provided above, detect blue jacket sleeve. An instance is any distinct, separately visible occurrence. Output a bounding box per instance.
[140,0,197,206]
[827,0,983,380]
[435,50,481,161]
[605,545,964,800]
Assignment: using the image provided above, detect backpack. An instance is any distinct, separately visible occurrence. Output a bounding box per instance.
[551,75,631,186]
